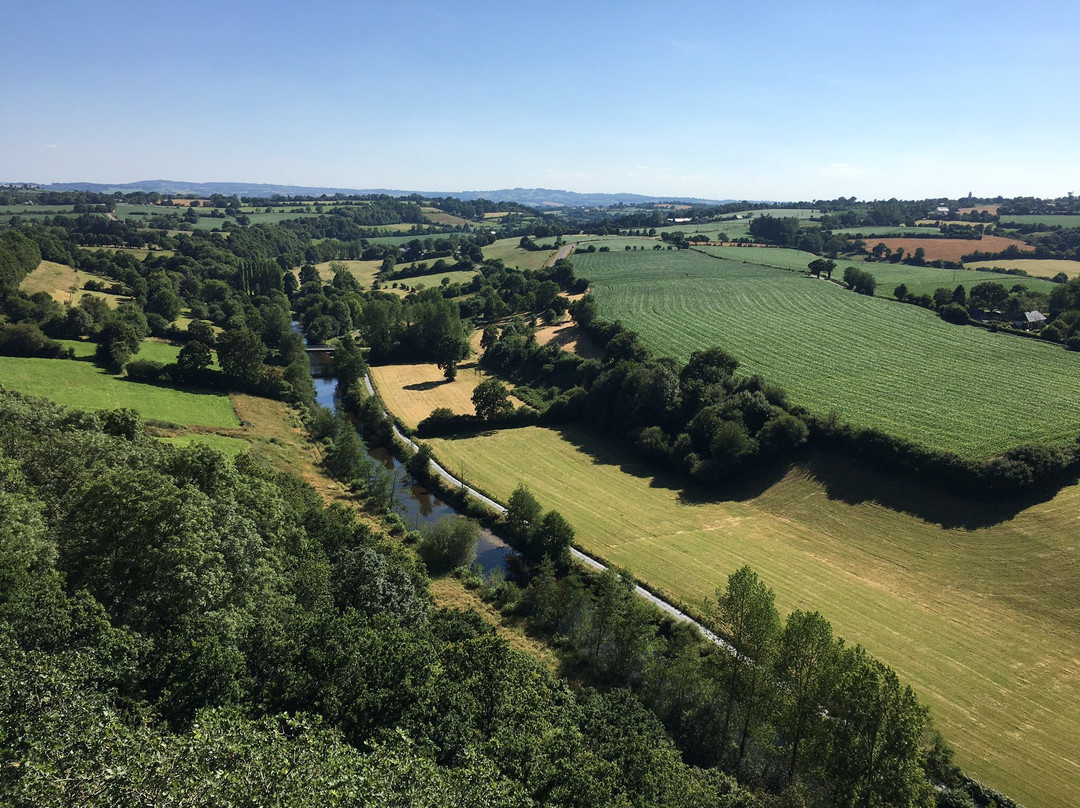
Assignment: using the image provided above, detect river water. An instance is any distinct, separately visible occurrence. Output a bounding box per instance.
[310,373,516,575]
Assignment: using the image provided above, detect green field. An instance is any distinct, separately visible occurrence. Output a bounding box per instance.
[830,225,942,237]
[0,353,237,427]
[576,249,1080,457]
[392,269,477,290]
[0,204,76,215]
[426,425,1080,808]
[482,237,559,270]
[855,262,1057,298]
[312,259,382,286]
[695,244,820,270]
[698,243,1059,297]
[565,234,662,251]
[999,214,1080,228]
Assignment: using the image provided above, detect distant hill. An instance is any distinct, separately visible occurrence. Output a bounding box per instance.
[33,180,734,207]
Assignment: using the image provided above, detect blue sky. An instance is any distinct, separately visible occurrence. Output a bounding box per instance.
[2,0,1078,200]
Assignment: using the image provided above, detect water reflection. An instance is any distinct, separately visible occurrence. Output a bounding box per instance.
[308,375,516,575]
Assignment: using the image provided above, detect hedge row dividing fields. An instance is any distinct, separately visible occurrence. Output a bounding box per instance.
[576,249,1080,458]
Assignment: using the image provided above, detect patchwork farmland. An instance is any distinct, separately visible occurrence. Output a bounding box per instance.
[575,248,1080,457]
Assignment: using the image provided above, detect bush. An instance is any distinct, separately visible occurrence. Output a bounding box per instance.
[124,359,167,382]
[417,515,479,573]
[0,323,73,358]
[939,303,969,325]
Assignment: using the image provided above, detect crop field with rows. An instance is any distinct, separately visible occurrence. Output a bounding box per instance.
[575,249,1080,457]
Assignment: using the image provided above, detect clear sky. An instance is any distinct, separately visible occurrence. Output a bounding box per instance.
[2,0,1078,201]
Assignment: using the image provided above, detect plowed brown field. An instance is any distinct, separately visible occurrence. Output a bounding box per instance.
[859,235,1032,263]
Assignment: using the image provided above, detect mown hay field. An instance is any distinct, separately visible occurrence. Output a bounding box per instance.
[369,361,521,429]
[575,249,1080,458]
[390,269,477,291]
[851,261,1057,298]
[967,258,1080,279]
[426,425,1080,808]
[698,245,1059,296]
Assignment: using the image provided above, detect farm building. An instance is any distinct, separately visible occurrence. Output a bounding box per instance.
[1014,310,1047,330]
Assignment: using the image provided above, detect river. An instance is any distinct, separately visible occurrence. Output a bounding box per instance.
[309,373,516,575]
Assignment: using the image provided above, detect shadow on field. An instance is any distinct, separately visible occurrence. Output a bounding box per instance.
[551,425,789,506]
[798,451,1067,530]
[404,379,451,391]
[550,426,1058,529]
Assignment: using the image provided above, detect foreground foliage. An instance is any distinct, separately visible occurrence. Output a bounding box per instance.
[0,387,758,807]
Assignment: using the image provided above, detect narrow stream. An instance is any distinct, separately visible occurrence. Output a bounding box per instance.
[310,373,516,575]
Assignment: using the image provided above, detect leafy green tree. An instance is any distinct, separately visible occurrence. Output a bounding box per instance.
[187,319,216,347]
[821,645,933,808]
[504,484,542,544]
[534,509,574,563]
[706,565,781,761]
[96,318,141,372]
[480,324,499,351]
[217,328,268,386]
[332,333,367,390]
[417,515,479,573]
[177,340,212,378]
[774,610,836,781]
[893,283,908,301]
[472,378,512,420]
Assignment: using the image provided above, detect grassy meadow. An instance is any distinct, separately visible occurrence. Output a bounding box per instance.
[312,259,382,286]
[21,261,129,307]
[853,261,1058,298]
[391,269,477,290]
[0,349,237,427]
[998,214,1080,228]
[575,249,1080,457]
[426,425,1080,808]
[482,237,559,271]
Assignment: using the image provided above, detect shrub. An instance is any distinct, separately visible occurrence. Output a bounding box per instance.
[939,303,969,325]
[124,359,167,382]
[417,515,479,573]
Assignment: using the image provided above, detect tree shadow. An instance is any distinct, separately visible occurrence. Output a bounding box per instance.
[404,379,451,391]
[547,425,1063,530]
[796,451,1070,530]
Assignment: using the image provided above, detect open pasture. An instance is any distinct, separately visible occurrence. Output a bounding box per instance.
[426,425,1080,808]
[998,214,1080,228]
[369,360,521,429]
[695,244,820,271]
[565,234,661,252]
[858,236,1033,263]
[575,249,1080,458]
[0,204,76,215]
[421,206,471,226]
[828,225,940,237]
[312,259,382,287]
[482,237,559,271]
[21,261,129,307]
[966,258,1080,279]
[391,269,477,290]
[855,262,1058,298]
[0,353,237,427]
